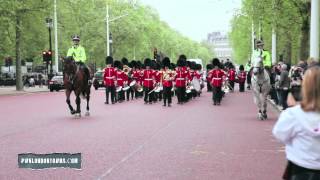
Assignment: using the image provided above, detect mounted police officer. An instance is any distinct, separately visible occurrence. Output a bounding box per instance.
[67,35,91,84]
[251,40,272,75]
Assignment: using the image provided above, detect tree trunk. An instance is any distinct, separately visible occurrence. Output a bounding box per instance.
[299,18,310,60]
[15,12,23,91]
[285,34,292,64]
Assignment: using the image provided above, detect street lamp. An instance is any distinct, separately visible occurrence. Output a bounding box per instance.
[106,3,135,56]
[109,32,113,57]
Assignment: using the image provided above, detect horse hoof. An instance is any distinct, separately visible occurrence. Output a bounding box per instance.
[71,110,76,115]
[85,111,90,116]
[258,113,264,120]
[263,114,268,119]
[74,113,81,118]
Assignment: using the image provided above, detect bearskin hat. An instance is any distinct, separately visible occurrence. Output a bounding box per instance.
[170,63,176,70]
[206,64,213,70]
[136,61,142,69]
[144,58,152,67]
[239,65,244,71]
[150,60,157,70]
[162,57,171,68]
[190,62,197,70]
[178,54,187,61]
[196,64,202,70]
[105,56,113,65]
[114,60,122,69]
[121,57,129,65]
[177,59,186,67]
[129,60,137,68]
[212,58,221,67]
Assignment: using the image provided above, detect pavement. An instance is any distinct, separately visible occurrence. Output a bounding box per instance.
[0,86,49,96]
[0,87,285,180]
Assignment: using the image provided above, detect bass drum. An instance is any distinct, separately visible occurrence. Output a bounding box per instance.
[192,77,201,92]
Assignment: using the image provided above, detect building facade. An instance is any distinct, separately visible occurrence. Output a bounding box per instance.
[207,31,232,62]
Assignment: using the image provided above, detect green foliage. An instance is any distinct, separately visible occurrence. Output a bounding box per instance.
[230,0,310,65]
[0,0,213,68]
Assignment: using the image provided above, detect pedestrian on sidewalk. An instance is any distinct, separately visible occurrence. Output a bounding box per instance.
[272,66,320,180]
[279,64,290,110]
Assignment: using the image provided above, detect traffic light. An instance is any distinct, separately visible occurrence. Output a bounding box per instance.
[42,50,53,62]
[47,50,52,61]
[43,51,48,62]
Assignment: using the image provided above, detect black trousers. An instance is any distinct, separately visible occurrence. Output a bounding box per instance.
[283,161,320,180]
[163,87,172,105]
[144,87,154,103]
[212,86,222,103]
[207,82,212,92]
[105,86,115,104]
[239,82,245,92]
[281,89,289,110]
[229,80,235,91]
[126,88,134,100]
[176,87,186,103]
[117,90,125,102]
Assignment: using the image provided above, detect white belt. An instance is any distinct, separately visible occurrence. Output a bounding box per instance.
[176,78,185,80]
[117,78,123,80]
[212,78,222,80]
[106,77,114,79]
[145,78,153,80]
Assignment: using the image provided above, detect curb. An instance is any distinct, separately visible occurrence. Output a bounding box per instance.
[0,89,49,97]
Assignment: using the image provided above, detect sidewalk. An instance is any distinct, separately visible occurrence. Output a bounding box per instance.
[0,86,49,96]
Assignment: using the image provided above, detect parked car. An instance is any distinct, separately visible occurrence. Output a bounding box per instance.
[93,70,104,90]
[49,75,64,92]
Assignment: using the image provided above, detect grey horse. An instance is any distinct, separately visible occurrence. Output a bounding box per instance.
[251,56,271,120]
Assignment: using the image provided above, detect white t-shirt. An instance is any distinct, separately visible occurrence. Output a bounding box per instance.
[273,105,320,170]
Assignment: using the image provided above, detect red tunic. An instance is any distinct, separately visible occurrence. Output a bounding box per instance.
[162,70,173,87]
[116,70,127,87]
[208,69,225,87]
[228,69,236,81]
[238,71,247,83]
[175,68,188,87]
[142,69,155,88]
[103,67,116,87]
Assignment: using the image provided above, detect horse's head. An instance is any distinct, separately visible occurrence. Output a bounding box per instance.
[63,56,76,75]
[252,56,264,75]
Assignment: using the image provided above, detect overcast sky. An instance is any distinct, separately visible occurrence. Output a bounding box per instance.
[139,0,242,42]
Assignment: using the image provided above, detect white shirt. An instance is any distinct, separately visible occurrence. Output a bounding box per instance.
[273,105,320,170]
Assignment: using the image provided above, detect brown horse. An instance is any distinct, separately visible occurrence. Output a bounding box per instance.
[63,56,91,117]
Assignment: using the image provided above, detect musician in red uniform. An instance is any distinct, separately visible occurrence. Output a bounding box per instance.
[161,57,174,107]
[207,58,225,105]
[175,57,188,104]
[114,60,127,103]
[104,56,116,104]
[237,65,247,92]
[142,58,156,104]
[206,64,213,92]
[228,64,236,92]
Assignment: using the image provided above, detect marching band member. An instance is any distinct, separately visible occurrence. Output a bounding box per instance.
[237,65,247,92]
[227,63,236,92]
[104,56,116,104]
[121,57,132,101]
[161,57,174,107]
[207,58,225,106]
[153,61,162,102]
[114,60,127,103]
[175,56,189,104]
[142,58,156,104]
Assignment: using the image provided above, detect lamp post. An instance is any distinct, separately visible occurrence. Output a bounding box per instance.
[109,32,113,57]
[46,17,53,80]
[105,4,130,56]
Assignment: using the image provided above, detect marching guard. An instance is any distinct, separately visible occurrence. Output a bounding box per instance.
[104,56,116,104]
[207,58,225,105]
[237,65,247,92]
[161,57,174,107]
[142,58,156,104]
[227,63,236,92]
[114,60,128,103]
[175,55,189,104]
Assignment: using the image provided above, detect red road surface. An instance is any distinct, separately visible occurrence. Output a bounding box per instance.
[0,88,285,180]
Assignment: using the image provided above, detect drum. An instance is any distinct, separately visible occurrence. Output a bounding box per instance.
[122,85,130,91]
[116,86,122,92]
[129,80,136,87]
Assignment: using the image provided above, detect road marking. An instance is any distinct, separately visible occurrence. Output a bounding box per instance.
[96,118,178,180]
